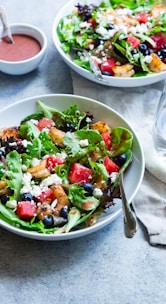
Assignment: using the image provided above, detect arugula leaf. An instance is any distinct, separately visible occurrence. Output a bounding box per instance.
[20,121,59,159]
[88,160,109,182]
[74,58,91,71]
[21,111,44,123]
[0,203,60,233]
[37,100,86,130]
[54,164,69,184]
[20,121,40,141]
[5,151,23,201]
[63,129,105,162]
[68,184,100,211]
[65,207,81,232]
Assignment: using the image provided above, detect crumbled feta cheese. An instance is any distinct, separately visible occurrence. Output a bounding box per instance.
[6,200,17,209]
[133,53,140,61]
[40,174,62,188]
[93,188,103,198]
[86,117,92,123]
[22,164,27,171]
[41,128,49,133]
[21,139,29,148]
[119,34,126,40]
[56,151,67,161]
[96,26,108,37]
[110,172,118,183]
[89,44,94,50]
[80,21,91,29]
[22,172,32,185]
[32,158,40,166]
[117,8,132,15]
[96,44,104,52]
[79,139,89,147]
[20,172,33,194]
[31,185,42,197]
[144,55,152,64]
[20,184,32,194]
[30,119,38,125]
[9,142,17,146]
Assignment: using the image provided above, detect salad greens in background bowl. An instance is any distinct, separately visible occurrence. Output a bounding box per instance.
[53,0,166,87]
[0,94,144,240]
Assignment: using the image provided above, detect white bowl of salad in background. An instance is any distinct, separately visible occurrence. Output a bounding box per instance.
[0,94,144,240]
[53,0,166,87]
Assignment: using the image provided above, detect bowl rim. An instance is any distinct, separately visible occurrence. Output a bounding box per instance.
[52,0,166,87]
[0,23,47,64]
[0,93,145,240]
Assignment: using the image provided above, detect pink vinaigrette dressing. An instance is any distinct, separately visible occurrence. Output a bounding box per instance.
[0,34,41,61]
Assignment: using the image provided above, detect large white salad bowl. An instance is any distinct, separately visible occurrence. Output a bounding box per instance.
[0,94,144,240]
[52,0,166,87]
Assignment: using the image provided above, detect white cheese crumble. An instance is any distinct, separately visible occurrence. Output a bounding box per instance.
[93,188,103,198]
[6,200,17,209]
[133,53,140,61]
[79,139,89,147]
[110,172,118,183]
[31,185,42,197]
[89,44,95,50]
[41,128,49,133]
[30,119,38,125]
[55,151,67,161]
[86,117,92,123]
[32,158,40,166]
[21,139,28,147]
[40,174,62,188]
[9,142,17,147]
[144,55,152,64]
[22,164,27,172]
[80,21,91,29]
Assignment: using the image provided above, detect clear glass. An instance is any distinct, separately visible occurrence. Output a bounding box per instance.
[153,86,166,160]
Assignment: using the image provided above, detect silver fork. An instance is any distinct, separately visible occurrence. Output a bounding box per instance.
[119,173,137,238]
[72,47,103,81]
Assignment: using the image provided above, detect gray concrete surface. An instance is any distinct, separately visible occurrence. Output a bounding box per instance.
[0,1,166,304]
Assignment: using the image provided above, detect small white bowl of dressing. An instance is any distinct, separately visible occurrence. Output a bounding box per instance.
[0,23,47,75]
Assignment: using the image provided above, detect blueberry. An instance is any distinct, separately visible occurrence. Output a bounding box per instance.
[42,215,54,228]
[131,49,138,55]
[20,192,33,201]
[66,123,75,132]
[112,153,127,167]
[95,38,104,47]
[83,183,94,196]
[60,206,69,219]
[102,71,111,76]
[160,48,166,58]
[0,194,9,205]
[139,43,148,54]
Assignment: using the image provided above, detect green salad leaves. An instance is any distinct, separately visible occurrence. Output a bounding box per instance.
[0,100,133,234]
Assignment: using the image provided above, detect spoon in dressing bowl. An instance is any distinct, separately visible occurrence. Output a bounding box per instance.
[0,6,13,43]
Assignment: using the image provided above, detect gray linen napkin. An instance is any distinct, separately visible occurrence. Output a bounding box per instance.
[72,71,166,245]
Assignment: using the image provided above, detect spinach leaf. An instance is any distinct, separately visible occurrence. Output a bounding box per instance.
[110,127,133,157]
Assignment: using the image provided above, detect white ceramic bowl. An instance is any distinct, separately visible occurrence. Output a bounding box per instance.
[52,0,166,87]
[0,23,47,75]
[0,94,145,240]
